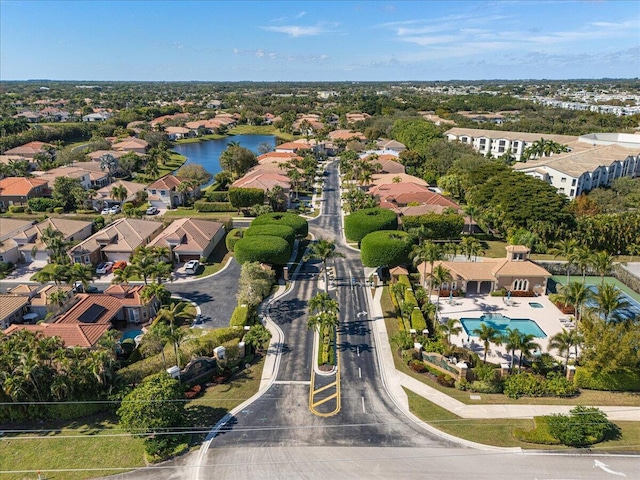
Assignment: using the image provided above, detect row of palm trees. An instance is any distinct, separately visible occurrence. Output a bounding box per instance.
[551,281,631,325]
[549,238,618,284]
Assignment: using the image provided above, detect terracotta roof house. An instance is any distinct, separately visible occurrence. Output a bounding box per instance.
[26,285,75,320]
[275,141,313,153]
[346,113,370,124]
[34,165,93,189]
[257,151,302,163]
[231,172,291,201]
[148,218,225,263]
[376,139,407,153]
[68,217,163,265]
[146,174,198,209]
[165,126,194,140]
[370,173,428,187]
[0,218,35,264]
[0,177,49,209]
[363,154,405,174]
[329,129,367,141]
[0,294,29,330]
[87,149,142,162]
[11,217,94,263]
[3,323,112,349]
[149,113,190,128]
[95,180,147,206]
[4,141,54,159]
[111,137,148,153]
[418,246,551,296]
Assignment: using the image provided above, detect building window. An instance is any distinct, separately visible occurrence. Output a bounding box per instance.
[161,190,167,196]
[151,189,156,195]
[561,177,566,183]
[570,189,575,196]
[571,179,576,186]
[513,279,529,291]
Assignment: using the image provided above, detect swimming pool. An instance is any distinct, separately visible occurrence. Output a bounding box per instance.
[120,329,143,342]
[460,313,547,338]
[529,302,543,308]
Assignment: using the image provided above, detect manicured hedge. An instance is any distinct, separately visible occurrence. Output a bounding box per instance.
[194,201,235,212]
[344,207,398,243]
[244,224,296,248]
[234,235,292,265]
[8,205,25,213]
[229,304,250,328]
[27,197,58,212]
[574,367,640,391]
[402,212,465,240]
[206,190,229,202]
[228,187,264,210]
[225,228,244,252]
[411,308,427,332]
[252,212,308,238]
[360,230,414,268]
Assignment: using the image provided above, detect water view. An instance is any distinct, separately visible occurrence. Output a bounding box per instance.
[460,314,547,338]
[172,134,276,183]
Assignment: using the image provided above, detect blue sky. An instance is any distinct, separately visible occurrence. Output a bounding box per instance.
[1,0,639,81]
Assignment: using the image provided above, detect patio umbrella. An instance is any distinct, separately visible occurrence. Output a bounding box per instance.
[507,290,511,300]
[449,291,453,303]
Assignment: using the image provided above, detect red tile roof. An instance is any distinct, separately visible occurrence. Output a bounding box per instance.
[0,177,48,196]
[4,323,111,348]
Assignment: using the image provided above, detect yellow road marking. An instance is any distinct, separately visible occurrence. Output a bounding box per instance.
[312,380,337,395]
[312,392,338,408]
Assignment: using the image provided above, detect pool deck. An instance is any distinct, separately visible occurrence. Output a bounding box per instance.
[437,294,566,365]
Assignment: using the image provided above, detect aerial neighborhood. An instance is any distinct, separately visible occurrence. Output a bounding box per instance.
[1,79,640,471]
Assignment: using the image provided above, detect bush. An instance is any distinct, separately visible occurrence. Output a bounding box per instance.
[411,308,427,332]
[344,207,398,242]
[228,187,264,210]
[53,206,65,214]
[360,230,414,267]
[514,417,561,445]
[401,212,465,240]
[545,407,619,447]
[244,224,296,248]
[234,235,292,265]
[225,228,244,252]
[574,367,640,391]
[206,190,229,202]
[76,209,98,215]
[251,212,308,238]
[229,304,250,328]
[194,201,235,212]
[409,359,427,373]
[8,205,24,213]
[27,197,58,212]
[503,372,578,399]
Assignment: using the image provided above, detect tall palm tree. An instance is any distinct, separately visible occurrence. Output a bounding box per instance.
[47,288,69,312]
[463,204,478,235]
[590,250,615,285]
[155,301,195,326]
[589,283,630,322]
[111,264,139,285]
[41,226,69,264]
[548,328,579,372]
[141,321,171,369]
[166,325,188,371]
[399,300,416,332]
[573,245,593,283]
[473,324,501,363]
[411,241,442,296]
[430,264,451,320]
[439,318,462,344]
[553,281,591,327]
[516,333,540,371]
[110,184,128,204]
[67,263,93,291]
[460,236,484,261]
[502,327,522,371]
[305,238,344,294]
[548,238,579,284]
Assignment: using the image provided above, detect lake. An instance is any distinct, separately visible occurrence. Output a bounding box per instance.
[172,134,275,182]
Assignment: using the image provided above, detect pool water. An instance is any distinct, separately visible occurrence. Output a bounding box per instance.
[120,329,143,342]
[461,314,547,338]
[529,302,543,308]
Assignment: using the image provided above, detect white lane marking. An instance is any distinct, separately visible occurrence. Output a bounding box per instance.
[594,460,626,477]
[357,346,360,357]
[361,396,366,413]
[358,367,361,379]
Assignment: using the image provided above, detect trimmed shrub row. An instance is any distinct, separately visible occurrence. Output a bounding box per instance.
[229,304,250,328]
[225,228,244,252]
[574,367,640,392]
[344,207,398,242]
[360,230,414,268]
[245,224,296,248]
[251,212,308,238]
[194,201,235,212]
[234,235,292,265]
[206,190,229,202]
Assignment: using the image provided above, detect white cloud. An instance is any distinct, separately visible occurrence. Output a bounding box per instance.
[263,23,335,37]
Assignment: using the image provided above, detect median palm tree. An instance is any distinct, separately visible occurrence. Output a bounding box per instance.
[473,324,501,363]
[548,238,579,284]
[305,238,344,294]
[548,328,579,372]
[411,241,442,296]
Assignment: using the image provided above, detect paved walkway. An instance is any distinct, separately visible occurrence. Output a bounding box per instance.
[366,286,640,422]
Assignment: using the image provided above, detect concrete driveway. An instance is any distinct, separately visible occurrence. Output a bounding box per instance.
[3,260,47,283]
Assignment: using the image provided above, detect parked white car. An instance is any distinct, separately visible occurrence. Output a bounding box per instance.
[108,205,121,214]
[184,260,200,275]
[146,206,159,215]
[101,208,111,215]
[96,262,114,275]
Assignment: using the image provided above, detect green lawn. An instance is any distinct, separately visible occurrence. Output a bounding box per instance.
[163,208,234,221]
[197,241,233,278]
[157,152,187,177]
[228,125,295,141]
[30,262,56,281]
[175,133,226,144]
[1,414,146,480]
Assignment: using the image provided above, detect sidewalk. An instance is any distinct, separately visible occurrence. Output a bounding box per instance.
[365,285,640,422]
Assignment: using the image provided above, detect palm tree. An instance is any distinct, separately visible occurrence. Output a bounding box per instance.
[399,300,416,332]
[41,226,69,264]
[590,250,615,285]
[430,265,451,320]
[47,288,69,312]
[460,236,484,261]
[627,241,640,263]
[548,238,579,284]
[166,325,188,371]
[589,283,630,322]
[266,185,286,211]
[548,328,579,372]
[573,245,593,283]
[67,263,93,291]
[439,318,462,344]
[305,238,345,294]
[286,168,303,200]
[141,321,171,369]
[110,184,128,204]
[111,264,139,285]
[502,327,522,371]
[463,204,478,235]
[516,333,540,371]
[411,241,442,296]
[155,301,195,327]
[553,281,591,327]
[99,153,119,184]
[473,324,501,363]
